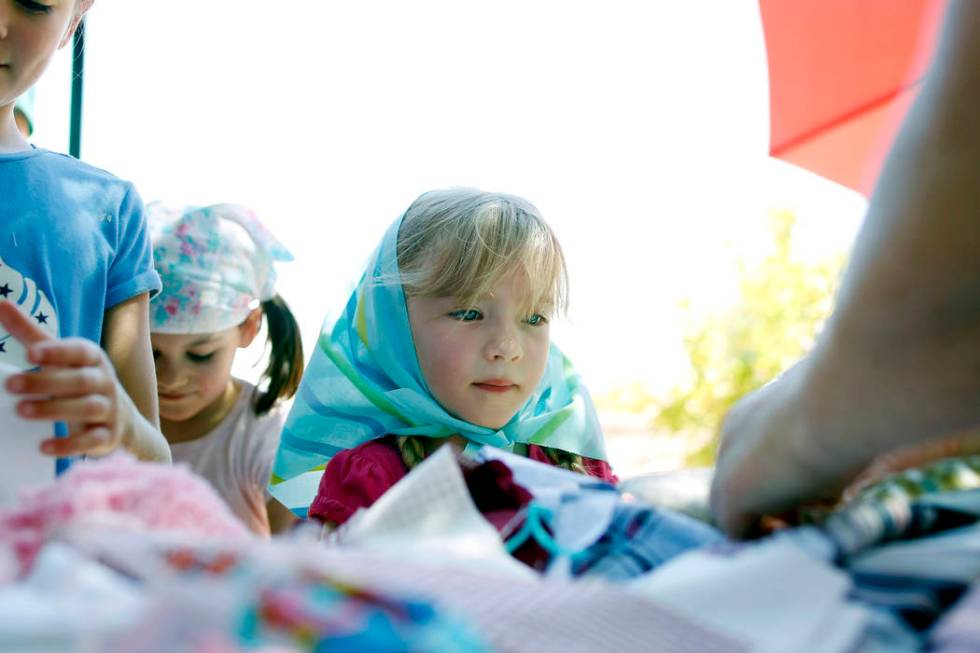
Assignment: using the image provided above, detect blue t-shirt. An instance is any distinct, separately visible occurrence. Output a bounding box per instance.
[0,148,162,370]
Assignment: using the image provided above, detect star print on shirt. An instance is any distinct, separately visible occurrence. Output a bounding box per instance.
[0,341,6,353]
[0,283,11,298]
[35,312,48,324]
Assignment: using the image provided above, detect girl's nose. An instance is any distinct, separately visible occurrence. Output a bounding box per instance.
[484,325,522,362]
[154,358,185,390]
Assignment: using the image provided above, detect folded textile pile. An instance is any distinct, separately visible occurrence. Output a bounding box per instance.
[8,440,980,651]
[327,445,980,652]
[806,456,980,633]
[0,532,491,652]
[318,446,744,652]
[88,532,489,653]
[931,582,980,652]
[0,453,251,580]
[627,455,980,652]
[0,454,490,652]
[304,545,744,653]
[329,445,723,581]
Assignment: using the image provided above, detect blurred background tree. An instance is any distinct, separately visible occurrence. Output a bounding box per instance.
[652,208,845,466]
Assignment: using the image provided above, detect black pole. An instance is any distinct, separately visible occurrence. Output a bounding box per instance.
[68,18,86,159]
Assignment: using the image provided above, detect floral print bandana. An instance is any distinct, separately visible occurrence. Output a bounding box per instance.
[148,203,292,334]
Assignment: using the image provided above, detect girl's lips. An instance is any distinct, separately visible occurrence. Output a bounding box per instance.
[158,393,190,401]
[473,381,517,393]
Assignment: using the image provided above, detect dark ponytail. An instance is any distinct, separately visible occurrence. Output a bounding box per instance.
[253,294,305,416]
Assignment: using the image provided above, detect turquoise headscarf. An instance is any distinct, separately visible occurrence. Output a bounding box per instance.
[269,215,607,515]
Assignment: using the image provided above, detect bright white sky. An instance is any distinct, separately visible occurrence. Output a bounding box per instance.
[31,0,867,397]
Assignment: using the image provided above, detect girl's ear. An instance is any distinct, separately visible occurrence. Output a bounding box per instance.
[58,1,95,49]
[238,308,264,349]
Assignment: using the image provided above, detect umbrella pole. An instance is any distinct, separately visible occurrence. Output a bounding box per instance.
[59,18,86,476]
[69,18,86,160]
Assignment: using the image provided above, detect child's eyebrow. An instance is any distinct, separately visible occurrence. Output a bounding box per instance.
[189,336,220,347]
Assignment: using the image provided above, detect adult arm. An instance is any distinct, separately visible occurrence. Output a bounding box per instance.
[710,0,980,537]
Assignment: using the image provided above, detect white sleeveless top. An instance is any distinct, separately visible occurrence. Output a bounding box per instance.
[170,380,286,536]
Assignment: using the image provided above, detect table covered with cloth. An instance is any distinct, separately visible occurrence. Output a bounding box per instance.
[3,449,980,651]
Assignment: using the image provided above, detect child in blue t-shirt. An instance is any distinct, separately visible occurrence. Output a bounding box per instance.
[0,0,170,463]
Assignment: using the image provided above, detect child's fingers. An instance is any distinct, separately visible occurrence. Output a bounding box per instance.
[6,367,112,397]
[18,395,112,422]
[0,302,54,347]
[40,427,113,457]
[25,338,105,368]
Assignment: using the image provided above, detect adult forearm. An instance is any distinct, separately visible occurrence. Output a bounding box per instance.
[710,0,980,537]
[801,0,980,459]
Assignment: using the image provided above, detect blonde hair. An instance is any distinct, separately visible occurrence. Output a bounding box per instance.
[395,188,569,316]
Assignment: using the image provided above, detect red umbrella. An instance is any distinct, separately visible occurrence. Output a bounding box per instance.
[760,0,947,196]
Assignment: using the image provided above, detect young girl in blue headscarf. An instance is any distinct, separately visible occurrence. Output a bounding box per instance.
[270,188,616,525]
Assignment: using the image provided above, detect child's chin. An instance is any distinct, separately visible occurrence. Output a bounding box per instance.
[159,406,198,423]
[467,412,516,431]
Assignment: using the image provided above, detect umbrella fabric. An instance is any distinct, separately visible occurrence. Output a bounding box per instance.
[760,0,946,195]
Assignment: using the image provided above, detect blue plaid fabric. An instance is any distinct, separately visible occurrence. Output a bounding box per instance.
[574,503,724,581]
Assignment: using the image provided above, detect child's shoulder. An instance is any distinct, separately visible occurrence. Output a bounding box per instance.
[0,148,139,207]
[235,380,290,438]
[1,150,149,247]
[16,152,149,236]
[32,149,138,194]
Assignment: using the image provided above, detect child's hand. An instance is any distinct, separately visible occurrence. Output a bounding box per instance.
[0,302,132,457]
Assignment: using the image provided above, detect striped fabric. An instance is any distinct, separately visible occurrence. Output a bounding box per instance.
[805,457,980,632]
[269,215,608,516]
[817,456,980,556]
[850,571,970,631]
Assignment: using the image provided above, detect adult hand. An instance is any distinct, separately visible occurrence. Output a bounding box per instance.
[712,0,980,539]
[1,302,133,457]
[709,361,865,538]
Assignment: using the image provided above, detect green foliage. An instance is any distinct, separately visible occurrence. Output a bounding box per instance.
[653,209,845,466]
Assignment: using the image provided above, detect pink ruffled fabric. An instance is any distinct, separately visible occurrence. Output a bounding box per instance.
[0,453,251,578]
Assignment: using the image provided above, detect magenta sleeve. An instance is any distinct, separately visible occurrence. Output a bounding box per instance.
[307,437,408,525]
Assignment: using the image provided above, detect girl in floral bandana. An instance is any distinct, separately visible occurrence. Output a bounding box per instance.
[148,203,303,536]
[269,188,616,527]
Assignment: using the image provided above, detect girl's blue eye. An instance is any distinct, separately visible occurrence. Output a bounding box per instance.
[448,309,482,322]
[15,0,54,14]
[525,314,548,326]
[187,352,216,364]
